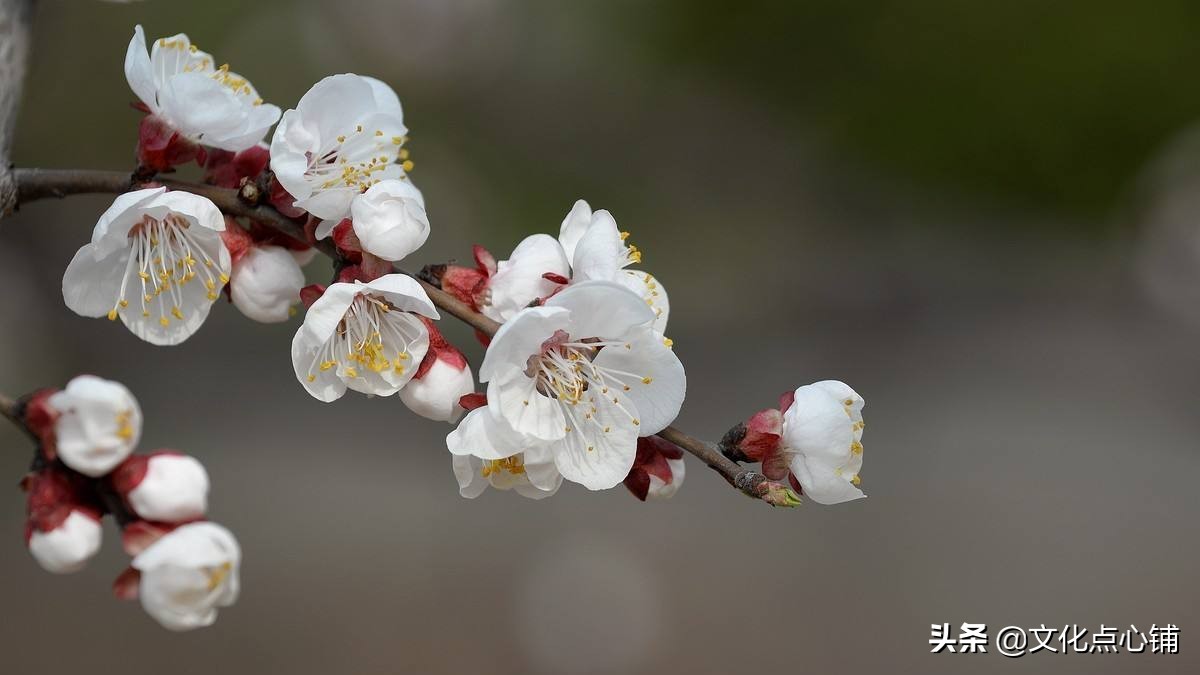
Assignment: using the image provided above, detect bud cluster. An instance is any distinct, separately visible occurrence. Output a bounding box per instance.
[18,375,240,631]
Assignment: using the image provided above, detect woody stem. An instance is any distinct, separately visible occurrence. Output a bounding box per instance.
[2,167,785,505]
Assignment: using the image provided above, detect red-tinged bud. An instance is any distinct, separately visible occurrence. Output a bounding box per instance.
[21,388,59,460]
[459,392,487,411]
[719,408,783,463]
[112,452,209,523]
[25,468,104,573]
[122,520,175,557]
[204,144,270,189]
[136,114,200,173]
[402,317,475,422]
[268,176,308,219]
[299,284,326,308]
[742,408,783,461]
[220,219,256,266]
[441,265,488,309]
[623,436,686,501]
[113,567,141,600]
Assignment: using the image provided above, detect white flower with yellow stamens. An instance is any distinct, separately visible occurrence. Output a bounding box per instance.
[448,408,562,499]
[270,74,410,221]
[46,375,142,477]
[124,25,281,151]
[558,199,670,334]
[131,522,240,632]
[472,281,686,490]
[291,274,439,402]
[780,380,867,505]
[62,187,231,346]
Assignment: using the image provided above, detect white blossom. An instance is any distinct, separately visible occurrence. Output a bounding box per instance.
[124,25,280,151]
[292,274,438,401]
[448,408,562,499]
[47,375,141,477]
[558,199,669,334]
[781,380,866,505]
[62,187,231,345]
[28,510,103,574]
[270,74,408,221]
[230,245,305,323]
[132,522,240,631]
[468,281,686,490]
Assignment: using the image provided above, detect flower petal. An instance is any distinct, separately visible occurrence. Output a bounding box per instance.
[553,391,639,490]
[617,269,670,334]
[446,406,528,459]
[360,274,439,319]
[557,199,593,262]
[570,209,624,282]
[591,326,686,435]
[545,280,655,341]
[478,305,570,382]
[487,367,567,442]
[790,455,865,505]
[62,245,129,318]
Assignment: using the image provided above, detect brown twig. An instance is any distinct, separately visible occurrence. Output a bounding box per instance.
[3,167,792,505]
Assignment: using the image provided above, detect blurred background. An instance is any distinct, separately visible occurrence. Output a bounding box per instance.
[3,1,1200,673]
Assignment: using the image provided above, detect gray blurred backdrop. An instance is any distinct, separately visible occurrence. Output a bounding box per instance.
[3,2,1200,673]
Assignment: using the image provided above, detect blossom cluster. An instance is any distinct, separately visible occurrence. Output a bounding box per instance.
[53,24,867,512]
[20,375,240,631]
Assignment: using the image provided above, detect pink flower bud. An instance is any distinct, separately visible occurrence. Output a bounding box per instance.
[401,318,474,422]
[24,469,102,574]
[623,436,686,501]
[112,452,209,523]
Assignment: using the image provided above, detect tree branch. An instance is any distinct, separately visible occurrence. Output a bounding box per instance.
[0,0,34,216]
[5,167,792,505]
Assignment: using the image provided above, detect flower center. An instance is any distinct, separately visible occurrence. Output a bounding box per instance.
[205,561,233,592]
[304,293,418,383]
[481,456,526,477]
[526,331,656,447]
[307,126,409,194]
[108,214,226,327]
[115,410,135,441]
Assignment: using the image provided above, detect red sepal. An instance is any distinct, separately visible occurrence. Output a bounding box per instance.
[21,388,59,461]
[136,114,200,173]
[413,316,470,379]
[459,392,488,411]
[268,177,308,219]
[300,284,326,308]
[622,436,684,501]
[542,272,570,285]
[122,520,175,557]
[204,145,270,189]
[779,390,795,414]
[787,471,803,495]
[759,445,791,480]
[113,567,141,600]
[739,408,783,462]
[220,218,256,265]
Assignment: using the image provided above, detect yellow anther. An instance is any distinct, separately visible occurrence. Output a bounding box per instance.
[337,135,346,143]
[401,159,414,172]
[641,377,653,384]
[159,316,169,327]
[138,271,151,281]
[119,300,129,308]
[663,337,674,347]
[219,273,230,284]
[307,375,316,382]
[171,306,184,320]
[632,418,640,426]
[619,231,630,240]
[851,474,862,486]
[344,367,359,378]
[107,309,118,321]
[850,441,863,455]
